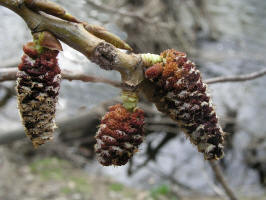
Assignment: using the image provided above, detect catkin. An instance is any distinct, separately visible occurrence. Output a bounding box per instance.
[16,42,61,148]
[95,104,145,166]
[144,49,224,160]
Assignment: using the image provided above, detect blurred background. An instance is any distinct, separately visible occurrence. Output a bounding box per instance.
[0,0,266,199]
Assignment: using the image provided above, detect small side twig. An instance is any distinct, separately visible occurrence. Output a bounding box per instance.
[0,68,128,89]
[209,160,238,200]
[206,68,266,84]
[61,69,125,89]
[0,68,17,82]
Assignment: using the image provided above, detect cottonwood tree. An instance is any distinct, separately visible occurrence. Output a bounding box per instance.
[1,1,266,199]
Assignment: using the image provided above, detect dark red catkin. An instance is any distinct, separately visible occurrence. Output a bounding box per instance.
[16,42,61,148]
[95,104,145,166]
[144,49,224,160]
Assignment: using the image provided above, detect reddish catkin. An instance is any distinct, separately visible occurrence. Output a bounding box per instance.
[16,42,61,148]
[144,49,224,160]
[95,104,145,166]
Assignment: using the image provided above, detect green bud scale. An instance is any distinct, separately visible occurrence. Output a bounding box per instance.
[141,53,163,67]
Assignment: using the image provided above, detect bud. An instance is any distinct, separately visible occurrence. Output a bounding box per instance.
[25,0,80,23]
[95,104,145,166]
[83,23,132,51]
[141,53,163,67]
[16,42,61,148]
[144,49,224,160]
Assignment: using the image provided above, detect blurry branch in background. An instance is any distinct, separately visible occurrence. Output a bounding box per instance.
[41,141,88,168]
[0,68,126,89]
[145,117,179,134]
[149,161,194,192]
[85,0,182,29]
[183,0,219,40]
[128,132,178,175]
[61,69,125,89]
[202,166,226,198]
[0,85,15,108]
[0,98,118,145]
[0,98,178,151]
[145,166,193,199]
[0,68,17,82]
[209,160,238,200]
[206,68,266,84]
[1,67,266,87]
[86,0,152,24]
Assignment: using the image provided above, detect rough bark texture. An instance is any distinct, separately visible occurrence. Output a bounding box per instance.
[90,42,119,71]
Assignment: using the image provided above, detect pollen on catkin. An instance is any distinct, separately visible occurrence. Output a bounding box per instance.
[95,104,145,166]
[144,49,224,160]
[16,42,61,148]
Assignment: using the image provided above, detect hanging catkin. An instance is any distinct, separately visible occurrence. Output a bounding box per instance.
[16,42,61,148]
[144,49,224,160]
[95,104,145,166]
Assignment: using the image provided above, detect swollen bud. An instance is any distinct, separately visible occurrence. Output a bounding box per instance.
[144,49,224,160]
[33,32,63,51]
[16,42,61,148]
[83,23,132,51]
[95,104,145,166]
[25,0,80,23]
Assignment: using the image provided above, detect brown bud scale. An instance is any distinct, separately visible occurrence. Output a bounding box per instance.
[95,104,145,166]
[144,49,224,160]
[16,43,61,148]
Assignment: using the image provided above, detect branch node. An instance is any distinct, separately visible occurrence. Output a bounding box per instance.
[91,42,118,71]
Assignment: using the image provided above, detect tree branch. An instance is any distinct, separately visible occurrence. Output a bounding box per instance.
[209,160,238,200]
[61,69,125,89]
[0,68,17,82]
[206,69,266,84]
[0,67,127,89]
[0,0,144,86]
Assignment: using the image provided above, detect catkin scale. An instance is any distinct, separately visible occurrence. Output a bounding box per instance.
[95,104,145,166]
[16,42,61,148]
[144,49,224,160]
